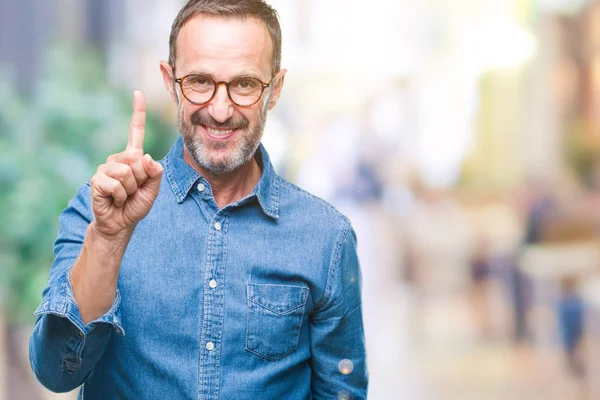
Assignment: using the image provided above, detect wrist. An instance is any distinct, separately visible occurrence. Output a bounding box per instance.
[87,221,134,253]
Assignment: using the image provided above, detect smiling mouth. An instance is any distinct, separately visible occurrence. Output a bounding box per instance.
[202,125,238,140]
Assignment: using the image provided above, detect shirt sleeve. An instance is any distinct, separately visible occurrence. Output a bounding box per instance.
[310,223,368,399]
[29,182,125,393]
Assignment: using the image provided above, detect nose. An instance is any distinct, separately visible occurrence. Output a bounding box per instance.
[207,83,234,123]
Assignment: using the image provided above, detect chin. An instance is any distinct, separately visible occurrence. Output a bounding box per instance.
[204,161,238,175]
[199,151,243,175]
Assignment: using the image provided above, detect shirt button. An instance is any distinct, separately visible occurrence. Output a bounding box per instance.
[214,222,222,231]
[197,183,205,192]
[209,279,217,289]
[206,341,215,351]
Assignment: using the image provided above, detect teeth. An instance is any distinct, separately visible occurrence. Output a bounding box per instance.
[207,127,233,136]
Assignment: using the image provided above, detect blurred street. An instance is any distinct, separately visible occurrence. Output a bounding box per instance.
[351,203,587,400]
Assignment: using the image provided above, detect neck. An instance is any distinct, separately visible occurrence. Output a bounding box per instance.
[183,147,263,209]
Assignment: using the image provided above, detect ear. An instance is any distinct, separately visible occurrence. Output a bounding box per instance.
[160,61,178,104]
[267,69,287,110]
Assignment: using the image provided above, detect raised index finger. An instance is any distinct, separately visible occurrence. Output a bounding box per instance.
[127,90,146,151]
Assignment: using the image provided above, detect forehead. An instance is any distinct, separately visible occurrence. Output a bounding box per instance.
[176,14,273,78]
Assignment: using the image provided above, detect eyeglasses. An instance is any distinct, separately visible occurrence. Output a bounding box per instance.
[174,74,274,107]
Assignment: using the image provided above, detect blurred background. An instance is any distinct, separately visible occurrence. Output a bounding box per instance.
[3,0,600,398]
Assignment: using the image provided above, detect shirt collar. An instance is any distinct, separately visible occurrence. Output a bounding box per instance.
[163,136,280,219]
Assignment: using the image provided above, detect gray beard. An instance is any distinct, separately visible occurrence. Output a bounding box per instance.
[178,107,268,175]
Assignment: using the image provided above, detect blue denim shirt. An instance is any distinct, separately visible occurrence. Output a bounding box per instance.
[29,137,368,399]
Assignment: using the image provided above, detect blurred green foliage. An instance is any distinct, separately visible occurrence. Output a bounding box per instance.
[0,47,176,324]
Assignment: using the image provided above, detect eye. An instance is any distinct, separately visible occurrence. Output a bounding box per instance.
[185,75,213,90]
[232,78,260,92]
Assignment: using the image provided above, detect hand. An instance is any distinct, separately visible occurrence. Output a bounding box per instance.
[90,90,163,238]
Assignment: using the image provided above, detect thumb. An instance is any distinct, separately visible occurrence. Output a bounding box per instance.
[142,153,163,194]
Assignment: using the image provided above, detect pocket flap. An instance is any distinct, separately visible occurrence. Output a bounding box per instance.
[247,283,309,315]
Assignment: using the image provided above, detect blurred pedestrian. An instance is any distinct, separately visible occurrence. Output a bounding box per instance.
[557,277,585,377]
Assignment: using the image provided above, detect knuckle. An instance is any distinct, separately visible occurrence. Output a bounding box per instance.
[118,151,131,163]
[113,162,128,175]
[106,177,121,191]
[125,149,143,160]
[130,120,144,129]
[121,165,135,182]
[131,164,148,180]
[107,163,129,180]
[90,171,106,187]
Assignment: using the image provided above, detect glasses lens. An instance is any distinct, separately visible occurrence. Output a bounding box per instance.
[229,77,264,106]
[181,75,215,104]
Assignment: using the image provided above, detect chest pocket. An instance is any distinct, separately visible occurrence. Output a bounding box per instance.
[246,283,309,361]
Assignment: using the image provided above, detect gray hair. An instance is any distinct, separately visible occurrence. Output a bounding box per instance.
[168,0,282,75]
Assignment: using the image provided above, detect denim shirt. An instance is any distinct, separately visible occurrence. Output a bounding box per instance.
[29,137,368,399]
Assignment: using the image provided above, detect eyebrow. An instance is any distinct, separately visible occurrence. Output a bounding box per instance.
[186,70,263,81]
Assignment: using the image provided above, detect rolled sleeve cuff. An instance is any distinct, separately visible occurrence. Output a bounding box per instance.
[34,267,125,336]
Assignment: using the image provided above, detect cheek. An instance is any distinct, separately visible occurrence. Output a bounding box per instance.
[238,108,261,127]
[255,101,269,121]
[180,104,199,121]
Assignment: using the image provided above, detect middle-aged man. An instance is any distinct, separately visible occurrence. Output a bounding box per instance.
[29,0,368,398]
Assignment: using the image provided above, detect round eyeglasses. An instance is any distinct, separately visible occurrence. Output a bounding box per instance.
[174,74,274,107]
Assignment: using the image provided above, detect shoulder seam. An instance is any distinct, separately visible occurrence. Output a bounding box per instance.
[275,176,350,224]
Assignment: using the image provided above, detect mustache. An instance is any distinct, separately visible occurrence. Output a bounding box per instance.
[190,110,249,130]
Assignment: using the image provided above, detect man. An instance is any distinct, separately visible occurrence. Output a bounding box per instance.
[29,1,367,398]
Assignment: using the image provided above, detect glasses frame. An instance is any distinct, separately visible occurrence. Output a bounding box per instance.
[174,74,275,107]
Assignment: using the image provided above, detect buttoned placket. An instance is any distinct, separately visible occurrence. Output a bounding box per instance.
[195,181,227,400]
